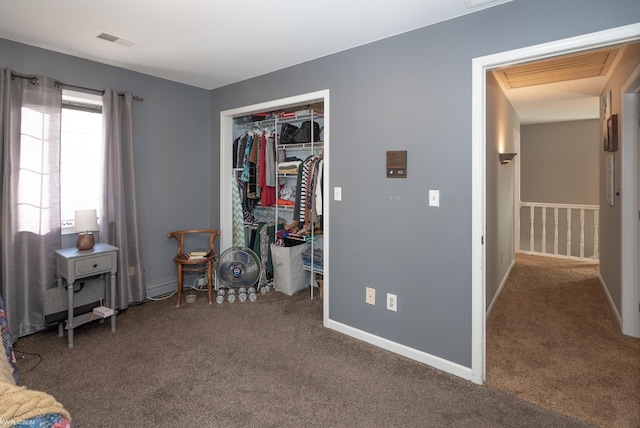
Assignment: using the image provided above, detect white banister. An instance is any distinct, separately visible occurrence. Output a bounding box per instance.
[594,210,599,260]
[553,207,559,255]
[541,207,547,254]
[530,205,535,252]
[519,202,599,262]
[567,208,572,257]
[580,209,585,259]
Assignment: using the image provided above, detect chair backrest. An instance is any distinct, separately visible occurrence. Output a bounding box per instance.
[167,229,221,258]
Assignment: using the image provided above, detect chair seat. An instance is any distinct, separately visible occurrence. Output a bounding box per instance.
[173,254,215,264]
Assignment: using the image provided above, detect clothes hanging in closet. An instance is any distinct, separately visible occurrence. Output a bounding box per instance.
[293,154,323,229]
[232,179,246,247]
[251,219,285,285]
[258,133,277,207]
[233,131,277,212]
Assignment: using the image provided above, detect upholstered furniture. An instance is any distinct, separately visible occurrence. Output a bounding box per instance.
[1,295,72,427]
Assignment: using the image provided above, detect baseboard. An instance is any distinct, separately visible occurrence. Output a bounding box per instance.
[146,279,177,299]
[487,258,515,317]
[326,319,474,382]
[517,250,599,263]
[597,273,622,327]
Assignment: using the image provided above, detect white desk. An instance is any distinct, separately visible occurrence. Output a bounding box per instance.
[55,243,118,348]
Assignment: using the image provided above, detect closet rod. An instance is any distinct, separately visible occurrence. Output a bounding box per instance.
[10,72,144,101]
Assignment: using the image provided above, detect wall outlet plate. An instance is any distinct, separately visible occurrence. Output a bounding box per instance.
[366,287,375,305]
[387,293,397,312]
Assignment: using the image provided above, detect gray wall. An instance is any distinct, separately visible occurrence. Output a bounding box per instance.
[486,72,520,309]
[0,39,212,296]
[521,120,600,204]
[518,120,600,258]
[209,0,640,367]
[599,43,640,313]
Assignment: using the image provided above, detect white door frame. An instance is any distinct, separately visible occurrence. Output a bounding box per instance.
[513,128,521,253]
[471,23,640,384]
[219,90,330,326]
[621,64,640,337]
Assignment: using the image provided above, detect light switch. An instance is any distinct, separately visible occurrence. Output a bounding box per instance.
[334,187,342,201]
[429,190,440,207]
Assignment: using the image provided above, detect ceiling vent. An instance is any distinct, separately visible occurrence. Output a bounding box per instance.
[495,48,619,89]
[96,32,138,48]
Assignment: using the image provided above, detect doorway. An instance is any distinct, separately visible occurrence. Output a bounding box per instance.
[471,23,640,384]
[219,90,330,326]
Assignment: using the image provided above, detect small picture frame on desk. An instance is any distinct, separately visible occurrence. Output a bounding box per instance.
[605,114,618,152]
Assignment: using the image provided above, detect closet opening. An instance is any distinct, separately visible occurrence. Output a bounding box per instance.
[219,90,330,325]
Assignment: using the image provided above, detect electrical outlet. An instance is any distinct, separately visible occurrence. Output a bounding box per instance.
[197,277,206,287]
[366,287,375,305]
[387,293,397,312]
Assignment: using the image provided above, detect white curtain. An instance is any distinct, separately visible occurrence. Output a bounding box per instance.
[0,69,62,341]
[100,89,146,309]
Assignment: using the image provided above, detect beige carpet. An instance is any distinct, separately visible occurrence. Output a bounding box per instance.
[12,284,593,427]
[487,254,640,428]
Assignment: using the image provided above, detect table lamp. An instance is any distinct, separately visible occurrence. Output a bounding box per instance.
[75,209,98,250]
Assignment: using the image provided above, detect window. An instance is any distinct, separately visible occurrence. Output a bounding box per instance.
[60,90,103,233]
[17,105,59,234]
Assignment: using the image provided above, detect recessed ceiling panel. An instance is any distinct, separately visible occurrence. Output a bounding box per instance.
[495,48,619,89]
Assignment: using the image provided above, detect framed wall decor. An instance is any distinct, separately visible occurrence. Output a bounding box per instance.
[606,114,618,152]
[602,90,613,151]
[601,90,610,119]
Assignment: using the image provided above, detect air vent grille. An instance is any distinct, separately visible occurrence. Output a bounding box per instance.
[96,32,137,48]
[97,32,119,43]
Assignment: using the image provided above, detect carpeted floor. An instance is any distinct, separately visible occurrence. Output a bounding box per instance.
[12,284,593,428]
[487,254,640,428]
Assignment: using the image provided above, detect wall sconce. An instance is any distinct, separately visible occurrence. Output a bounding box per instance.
[75,209,99,250]
[499,153,517,164]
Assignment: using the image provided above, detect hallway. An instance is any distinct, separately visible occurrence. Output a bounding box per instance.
[486,254,640,427]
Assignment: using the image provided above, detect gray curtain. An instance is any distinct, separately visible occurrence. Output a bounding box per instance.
[0,68,62,341]
[100,89,146,309]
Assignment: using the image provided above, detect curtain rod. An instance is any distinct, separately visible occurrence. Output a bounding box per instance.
[10,72,144,101]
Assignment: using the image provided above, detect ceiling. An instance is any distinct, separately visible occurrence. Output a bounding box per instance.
[0,0,623,124]
[494,46,628,125]
[0,0,514,90]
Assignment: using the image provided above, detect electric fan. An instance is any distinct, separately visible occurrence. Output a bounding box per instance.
[217,246,261,289]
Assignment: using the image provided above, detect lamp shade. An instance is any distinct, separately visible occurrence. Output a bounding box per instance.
[74,209,98,232]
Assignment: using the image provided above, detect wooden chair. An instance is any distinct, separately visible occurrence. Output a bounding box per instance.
[167,229,220,307]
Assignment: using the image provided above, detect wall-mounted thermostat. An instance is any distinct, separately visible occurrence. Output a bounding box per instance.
[387,150,407,178]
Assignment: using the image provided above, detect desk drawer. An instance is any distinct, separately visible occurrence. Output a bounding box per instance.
[75,255,112,276]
